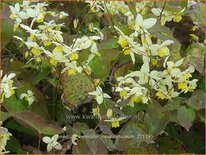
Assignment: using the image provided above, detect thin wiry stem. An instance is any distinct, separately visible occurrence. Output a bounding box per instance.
[103,2,118,36]
[38,133,41,150]
[71,0,97,49]
[159,1,167,21]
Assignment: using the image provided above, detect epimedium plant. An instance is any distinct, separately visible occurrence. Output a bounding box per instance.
[1,0,205,154]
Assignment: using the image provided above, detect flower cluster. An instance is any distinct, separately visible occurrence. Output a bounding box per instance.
[114,57,197,105]
[85,1,198,128]
[104,117,126,128]
[86,1,153,28]
[8,1,198,133]
[114,13,157,64]
[0,71,16,100]
[11,2,103,78]
[42,135,62,152]
[88,86,111,105]
[115,56,151,107]
[0,127,12,154]
[86,1,130,16]
[152,7,185,25]
[115,26,147,64]
[20,90,36,107]
[10,1,68,31]
[42,132,80,152]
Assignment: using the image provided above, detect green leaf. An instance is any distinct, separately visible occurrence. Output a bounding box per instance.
[197,110,205,123]
[168,111,179,123]
[177,106,195,131]
[148,20,179,43]
[185,43,204,74]
[189,3,205,27]
[7,60,24,72]
[33,61,51,84]
[101,136,116,151]
[180,1,188,8]
[13,111,63,135]
[55,103,75,125]
[158,137,185,153]
[164,5,183,13]
[187,90,205,110]
[198,79,205,91]
[145,112,169,136]
[72,129,108,154]
[6,136,24,154]
[127,2,137,17]
[115,24,133,36]
[62,73,94,106]
[98,98,114,114]
[73,122,89,135]
[48,78,60,87]
[115,120,154,152]
[145,101,169,136]
[3,96,26,113]
[6,119,36,136]
[99,49,121,67]
[15,82,50,118]
[1,19,14,48]
[99,124,114,136]
[98,37,119,50]
[163,97,183,111]
[72,139,92,154]
[125,143,158,154]
[89,56,110,81]
[1,111,11,122]
[81,129,99,152]
[72,139,108,154]
[113,61,134,78]
[77,49,90,64]
[122,103,148,116]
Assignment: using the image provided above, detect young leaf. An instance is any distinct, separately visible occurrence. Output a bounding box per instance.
[177,106,196,131]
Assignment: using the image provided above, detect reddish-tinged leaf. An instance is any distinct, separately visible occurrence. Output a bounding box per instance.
[13,111,63,135]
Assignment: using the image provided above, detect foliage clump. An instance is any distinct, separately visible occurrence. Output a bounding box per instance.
[1,1,205,154]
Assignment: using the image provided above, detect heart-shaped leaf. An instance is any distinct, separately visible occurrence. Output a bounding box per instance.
[13,111,63,135]
[187,90,205,110]
[177,106,195,131]
[88,56,110,81]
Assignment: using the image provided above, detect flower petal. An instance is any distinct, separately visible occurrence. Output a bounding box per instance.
[26,8,37,18]
[103,93,111,98]
[151,8,161,16]
[161,40,174,46]
[7,73,16,80]
[42,136,51,144]
[130,52,135,64]
[175,58,184,67]
[96,95,103,104]
[20,94,27,99]
[149,44,159,55]
[47,143,53,152]
[136,14,143,25]
[52,134,59,141]
[19,11,29,19]
[142,18,157,29]
[54,143,62,150]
